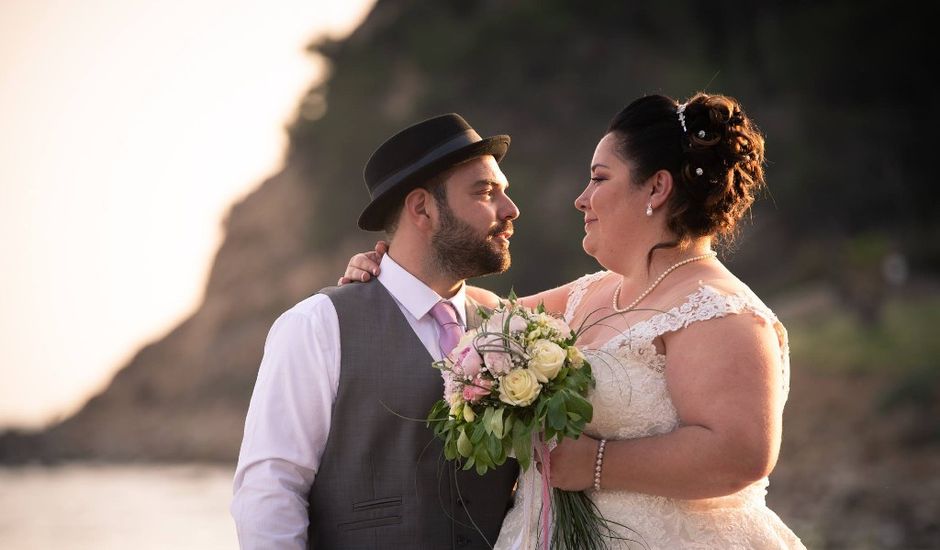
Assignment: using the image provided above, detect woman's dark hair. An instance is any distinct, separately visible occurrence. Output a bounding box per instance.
[606,92,766,261]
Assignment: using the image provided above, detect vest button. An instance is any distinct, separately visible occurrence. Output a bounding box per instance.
[456,535,471,547]
[456,497,471,508]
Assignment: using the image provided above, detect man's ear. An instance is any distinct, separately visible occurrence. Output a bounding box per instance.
[649,169,674,210]
[402,187,435,231]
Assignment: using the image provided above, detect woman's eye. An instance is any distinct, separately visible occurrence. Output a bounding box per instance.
[589,177,605,184]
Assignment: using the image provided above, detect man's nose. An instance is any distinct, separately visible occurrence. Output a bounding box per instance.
[500,195,520,220]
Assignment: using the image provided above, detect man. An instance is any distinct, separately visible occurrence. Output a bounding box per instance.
[231,113,521,549]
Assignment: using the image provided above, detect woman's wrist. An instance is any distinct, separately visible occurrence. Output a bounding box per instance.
[593,438,607,490]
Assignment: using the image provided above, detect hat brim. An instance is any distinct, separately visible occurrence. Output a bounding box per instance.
[358,135,510,231]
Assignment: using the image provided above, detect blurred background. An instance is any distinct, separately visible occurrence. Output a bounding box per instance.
[1,1,936,548]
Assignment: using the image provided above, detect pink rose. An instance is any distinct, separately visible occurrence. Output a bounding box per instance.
[453,345,484,379]
[483,351,513,376]
[484,309,528,334]
[462,375,493,403]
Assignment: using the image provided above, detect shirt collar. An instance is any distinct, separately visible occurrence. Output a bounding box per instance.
[377,253,468,327]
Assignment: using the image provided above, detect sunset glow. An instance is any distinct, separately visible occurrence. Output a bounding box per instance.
[0,0,375,428]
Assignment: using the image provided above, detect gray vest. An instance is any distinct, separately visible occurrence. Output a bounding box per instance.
[308,281,518,549]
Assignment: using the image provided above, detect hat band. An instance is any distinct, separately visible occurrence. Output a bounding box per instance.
[370,128,482,198]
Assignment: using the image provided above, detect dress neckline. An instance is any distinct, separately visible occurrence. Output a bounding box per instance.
[571,281,775,353]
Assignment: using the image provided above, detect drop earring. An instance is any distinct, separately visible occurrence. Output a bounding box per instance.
[646,202,653,216]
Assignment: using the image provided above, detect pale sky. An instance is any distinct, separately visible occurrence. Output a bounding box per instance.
[0,0,376,429]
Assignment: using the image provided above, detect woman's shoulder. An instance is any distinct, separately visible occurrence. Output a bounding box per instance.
[645,269,784,335]
[690,277,781,324]
[662,276,791,397]
[562,270,612,321]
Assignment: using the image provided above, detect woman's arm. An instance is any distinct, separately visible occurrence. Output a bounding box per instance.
[548,312,784,499]
[516,284,572,316]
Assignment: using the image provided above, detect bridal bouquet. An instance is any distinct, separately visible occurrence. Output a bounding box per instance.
[427,294,618,549]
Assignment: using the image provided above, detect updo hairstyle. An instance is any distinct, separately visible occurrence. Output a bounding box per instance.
[606,92,766,249]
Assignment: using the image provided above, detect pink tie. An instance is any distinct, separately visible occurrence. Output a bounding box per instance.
[429,301,463,357]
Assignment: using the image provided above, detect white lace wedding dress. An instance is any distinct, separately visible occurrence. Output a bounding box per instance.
[494,271,806,550]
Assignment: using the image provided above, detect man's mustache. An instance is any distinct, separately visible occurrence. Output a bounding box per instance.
[489,222,514,237]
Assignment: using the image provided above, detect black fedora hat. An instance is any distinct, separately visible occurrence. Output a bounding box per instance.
[359,113,510,231]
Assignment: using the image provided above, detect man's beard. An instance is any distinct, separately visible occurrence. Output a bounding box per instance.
[430,203,512,280]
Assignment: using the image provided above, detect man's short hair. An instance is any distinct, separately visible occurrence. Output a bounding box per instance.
[382,164,455,235]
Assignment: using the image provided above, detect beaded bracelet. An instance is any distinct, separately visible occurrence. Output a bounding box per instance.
[593,438,607,491]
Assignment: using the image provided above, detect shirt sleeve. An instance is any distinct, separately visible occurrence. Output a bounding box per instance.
[230,294,340,549]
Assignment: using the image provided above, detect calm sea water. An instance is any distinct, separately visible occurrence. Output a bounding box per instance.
[0,463,238,549]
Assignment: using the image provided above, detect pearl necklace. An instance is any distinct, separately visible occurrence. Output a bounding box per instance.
[612,251,717,313]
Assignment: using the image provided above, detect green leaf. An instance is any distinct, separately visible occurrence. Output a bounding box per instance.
[514,440,532,471]
[512,419,534,471]
[470,426,485,445]
[493,439,508,465]
[503,413,514,437]
[485,434,502,464]
[547,396,568,431]
[535,398,549,420]
[512,414,532,443]
[474,441,492,470]
[567,393,593,423]
[489,407,505,439]
[481,406,495,435]
[444,445,457,460]
[457,427,472,457]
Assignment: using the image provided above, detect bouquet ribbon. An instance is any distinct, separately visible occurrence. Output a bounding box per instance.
[538,436,553,550]
[510,433,555,550]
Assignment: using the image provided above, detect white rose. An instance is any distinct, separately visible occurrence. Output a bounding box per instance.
[527,339,566,382]
[567,346,586,369]
[498,368,542,406]
[533,313,571,338]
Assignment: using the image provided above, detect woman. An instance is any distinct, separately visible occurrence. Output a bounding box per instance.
[343,93,805,549]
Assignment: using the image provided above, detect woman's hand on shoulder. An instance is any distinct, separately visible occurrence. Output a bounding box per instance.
[338,241,387,285]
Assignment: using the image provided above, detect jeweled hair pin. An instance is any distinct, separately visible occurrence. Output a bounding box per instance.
[677,102,689,133]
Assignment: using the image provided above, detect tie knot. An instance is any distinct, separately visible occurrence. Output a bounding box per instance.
[429,300,461,328]
[430,301,463,357]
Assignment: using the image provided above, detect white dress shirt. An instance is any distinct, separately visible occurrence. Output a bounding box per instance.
[230,254,467,549]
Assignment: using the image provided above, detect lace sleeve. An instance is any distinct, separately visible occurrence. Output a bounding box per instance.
[644,284,791,398]
[563,270,609,324]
